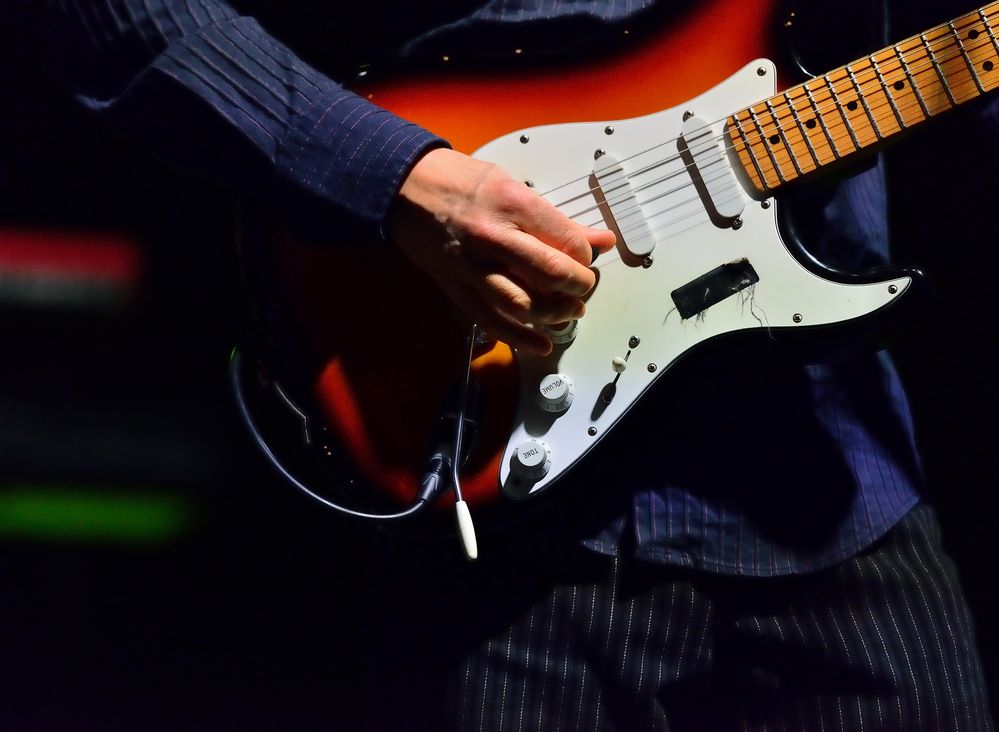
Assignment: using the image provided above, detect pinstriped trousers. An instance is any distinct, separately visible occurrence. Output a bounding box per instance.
[435,505,991,731]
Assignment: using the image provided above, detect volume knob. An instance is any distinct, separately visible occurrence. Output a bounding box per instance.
[512,440,552,481]
[537,373,574,414]
[542,319,578,345]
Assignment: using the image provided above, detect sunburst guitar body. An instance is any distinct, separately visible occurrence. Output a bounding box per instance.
[252,0,999,516]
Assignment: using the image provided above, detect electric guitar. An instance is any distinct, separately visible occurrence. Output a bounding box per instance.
[247,0,999,521]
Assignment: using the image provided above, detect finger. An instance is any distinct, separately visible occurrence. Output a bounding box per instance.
[586,226,617,253]
[515,192,617,265]
[479,272,585,325]
[497,229,597,298]
[449,281,552,356]
[454,219,595,297]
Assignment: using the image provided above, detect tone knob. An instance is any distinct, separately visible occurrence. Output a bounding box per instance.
[511,440,552,481]
[542,319,578,345]
[537,373,574,414]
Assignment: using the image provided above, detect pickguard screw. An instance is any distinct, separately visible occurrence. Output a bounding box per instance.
[605,126,615,135]
[793,313,803,323]
[594,149,606,160]
[520,134,530,144]
[732,218,744,230]
[757,66,768,76]
[761,199,771,209]
[588,427,598,436]
[525,180,535,187]
[888,284,898,294]
[647,363,658,373]
[642,256,654,269]
[629,336,641,348]
[683,110,694,121]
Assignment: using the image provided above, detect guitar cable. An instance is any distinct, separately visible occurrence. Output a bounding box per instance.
[229,348,452,523]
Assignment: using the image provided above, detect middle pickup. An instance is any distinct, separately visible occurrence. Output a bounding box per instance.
[593,153,657,259]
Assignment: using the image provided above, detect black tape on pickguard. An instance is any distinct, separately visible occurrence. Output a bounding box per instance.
[671,259,760,320]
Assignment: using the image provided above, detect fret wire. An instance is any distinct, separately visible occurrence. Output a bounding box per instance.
[846,64,885,139]
[778,15,993,136]
[732,115,772,191]
[748,108,788,183]
[893,44,932,117]
[778,58,944,154]
[726,21,997,194]
[549,15,996,209]
[764,99,805,176]
[949,20,987,93]
[860,56,907,135]
[820,75,863,150]
[981,8,999,54]
[606,63,983,228]
[926,25,983,102]
[724,29,992,191]
[783,91,822,167]
[920,32,958,105]
[870,54,908,129]
[722,26,989,174]
[802,84,842,158]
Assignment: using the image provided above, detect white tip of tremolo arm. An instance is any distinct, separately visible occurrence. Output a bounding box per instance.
[455,500,478,561]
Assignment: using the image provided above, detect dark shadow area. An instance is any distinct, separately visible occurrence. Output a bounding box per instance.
[886,98,999,718]
[1,2,994,728]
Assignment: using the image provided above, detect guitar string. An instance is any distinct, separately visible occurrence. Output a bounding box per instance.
[547,29,997,224]
[564,74,986,243]
[550,65,994,244]
[555,38,997,238]
[559,21,999,269]
[538,9,998,204]
[628,42,997,223]
[579,78,981,240]
[563,77,986,264]
[533,14,997,218]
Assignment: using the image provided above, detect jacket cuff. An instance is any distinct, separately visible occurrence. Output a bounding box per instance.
[277,84,447,243]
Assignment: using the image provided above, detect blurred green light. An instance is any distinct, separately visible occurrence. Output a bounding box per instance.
[0,487,193,544]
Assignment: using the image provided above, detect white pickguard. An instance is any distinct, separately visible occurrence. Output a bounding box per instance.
[472,60,911,499]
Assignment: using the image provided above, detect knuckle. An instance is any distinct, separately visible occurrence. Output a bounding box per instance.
[486,274,531,318]
[507,291,532,318]
[464,214,497,243]
[537,247,565,275]
[559,230,591,263]
[539,249,577,287]
[494,178,531,213]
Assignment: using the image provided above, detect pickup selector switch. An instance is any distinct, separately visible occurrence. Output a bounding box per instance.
[512,440,552,481]
[537,373,574,414]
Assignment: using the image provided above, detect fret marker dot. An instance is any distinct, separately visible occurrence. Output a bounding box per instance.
[805,119,817,129]
[769,134,781,145]
[969,29,980,39]
[894,80,905,91]
[985,61,995,72]
[847,101,858,111]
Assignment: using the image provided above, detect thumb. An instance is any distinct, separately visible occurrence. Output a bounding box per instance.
[582,226,617,254]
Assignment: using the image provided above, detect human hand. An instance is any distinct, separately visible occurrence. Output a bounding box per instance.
[387,148,616,356]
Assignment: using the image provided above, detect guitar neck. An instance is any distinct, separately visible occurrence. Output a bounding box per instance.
[729,3,999,193]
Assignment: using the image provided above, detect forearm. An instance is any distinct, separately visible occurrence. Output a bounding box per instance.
[42,0,445,240]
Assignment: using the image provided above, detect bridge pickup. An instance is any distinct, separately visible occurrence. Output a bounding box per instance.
[593,153,655,257]
[671,259,759,320]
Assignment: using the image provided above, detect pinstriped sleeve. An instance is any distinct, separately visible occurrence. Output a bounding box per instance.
[43,0,447,242]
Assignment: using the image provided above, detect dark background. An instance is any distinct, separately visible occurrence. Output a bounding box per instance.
[1,3,996,729]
